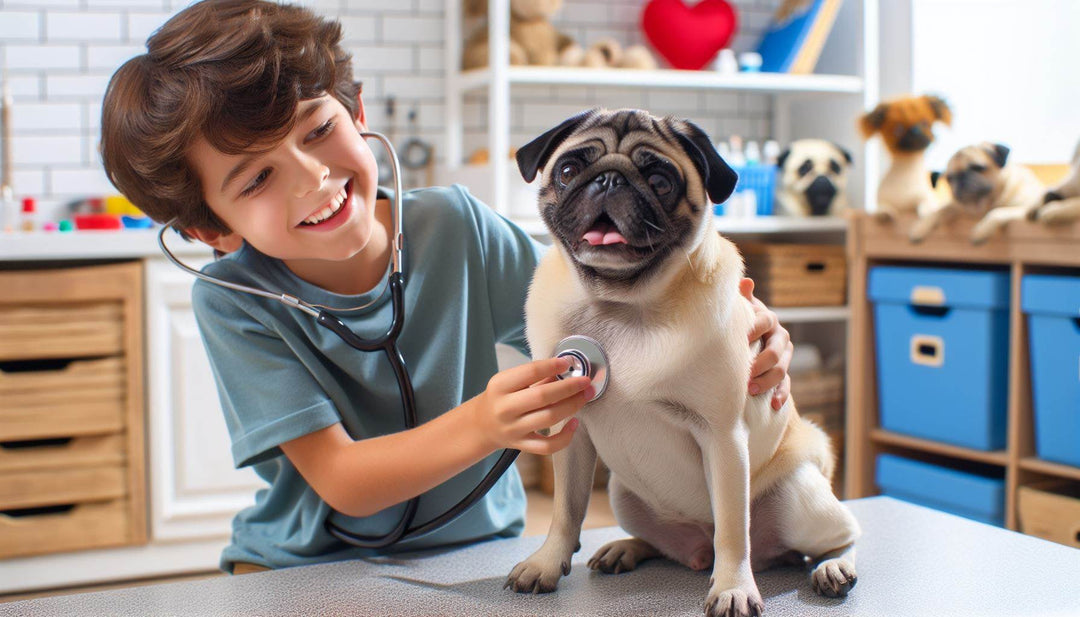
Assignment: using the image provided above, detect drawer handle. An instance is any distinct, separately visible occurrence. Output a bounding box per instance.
[0,437,73,450]
[910,305,951,318]
[0,358,76,374]
[806,262,826,273]
[911,286,946,306]
[911,334,945,368]
[1,504,75,518]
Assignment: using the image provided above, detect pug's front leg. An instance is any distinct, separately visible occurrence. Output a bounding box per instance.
[506,427,597,593]
[698,426,762,617]
[971,205,1027,244]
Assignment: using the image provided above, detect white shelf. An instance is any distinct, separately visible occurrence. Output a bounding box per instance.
[510,215,848,237]
[0,230,214,261]
[773,305,850,323]
[452,67,864,96]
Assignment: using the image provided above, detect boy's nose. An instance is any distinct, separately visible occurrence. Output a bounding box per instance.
[293,152,330,198]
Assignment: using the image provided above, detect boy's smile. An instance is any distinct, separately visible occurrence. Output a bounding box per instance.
[188,94,391,294]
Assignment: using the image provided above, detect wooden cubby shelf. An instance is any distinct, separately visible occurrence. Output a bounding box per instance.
[870,429,1009,467]
[845,211,1080,534]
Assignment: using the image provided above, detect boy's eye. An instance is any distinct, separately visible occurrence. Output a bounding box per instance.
[308,119,336,142]
[240,168,271,197]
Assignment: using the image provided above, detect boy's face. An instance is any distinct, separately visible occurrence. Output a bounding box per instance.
[188,94,380,263]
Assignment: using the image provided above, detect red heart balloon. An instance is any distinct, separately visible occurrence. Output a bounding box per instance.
[641,0,737,71]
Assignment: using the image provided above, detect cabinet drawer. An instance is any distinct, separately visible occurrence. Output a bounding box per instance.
[0,500,130,559]
[0,302,125,361]
[0,401,125,442]
[0,434,125,473]
[0,466,126,510]
[1018,481,1080,549]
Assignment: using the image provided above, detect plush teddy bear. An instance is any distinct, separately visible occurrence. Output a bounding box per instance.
[560,37,659,70]
[461,0,579,70]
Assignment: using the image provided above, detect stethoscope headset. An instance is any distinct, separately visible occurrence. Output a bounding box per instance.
[158,131,609,549]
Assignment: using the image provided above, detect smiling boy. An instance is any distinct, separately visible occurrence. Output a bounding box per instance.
[100,0,792,573]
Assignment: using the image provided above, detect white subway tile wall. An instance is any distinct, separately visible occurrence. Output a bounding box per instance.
[0,0,778,204]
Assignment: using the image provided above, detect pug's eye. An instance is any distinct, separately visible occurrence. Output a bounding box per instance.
[797,160,814,177]
[648,173,673,196]
[829,159,842,175]
[558,162,581,186]
[970,164,987,173]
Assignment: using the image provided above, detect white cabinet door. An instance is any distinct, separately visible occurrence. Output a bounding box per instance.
[145,258,262,541]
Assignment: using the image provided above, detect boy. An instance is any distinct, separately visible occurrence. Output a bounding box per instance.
[100,0,793,573]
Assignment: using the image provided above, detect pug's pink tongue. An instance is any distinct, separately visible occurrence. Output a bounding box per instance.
[583,228,627,245]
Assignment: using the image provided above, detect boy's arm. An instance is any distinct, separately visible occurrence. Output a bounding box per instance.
[280,357,592,518]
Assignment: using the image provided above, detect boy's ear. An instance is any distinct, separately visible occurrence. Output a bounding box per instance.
[353,90,368,131]
[185,227,244,254]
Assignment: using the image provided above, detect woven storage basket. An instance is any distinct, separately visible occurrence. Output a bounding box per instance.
[791,367,844,430]
[740,242,847,307]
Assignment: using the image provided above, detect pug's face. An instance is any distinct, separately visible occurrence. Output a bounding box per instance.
[516,109,736,286]
[778,139,852,216]
[945,142,1011,214]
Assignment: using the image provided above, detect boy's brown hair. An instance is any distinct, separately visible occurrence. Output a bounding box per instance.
[100,0,361,235]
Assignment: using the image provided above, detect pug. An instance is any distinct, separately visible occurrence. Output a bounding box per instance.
[859,94,952,220]
[504,109,860,617]
[1032,137,1080,225]
[909,142,1045,244]
[776,139,853,217]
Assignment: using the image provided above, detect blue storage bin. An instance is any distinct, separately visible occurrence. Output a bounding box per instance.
[869,266,1011,450]
[715,165,776,216]
[1021,274,1080,467]
[876,454,1005,526]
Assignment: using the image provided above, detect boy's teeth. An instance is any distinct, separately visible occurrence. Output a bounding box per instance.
[301,185,349,225]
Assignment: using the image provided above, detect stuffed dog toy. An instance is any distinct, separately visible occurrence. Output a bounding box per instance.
[909,142,1045,244]
[776,139,853,217]
[859,94,951,220]
[1032,137,1080,225]
[505,109,860,617]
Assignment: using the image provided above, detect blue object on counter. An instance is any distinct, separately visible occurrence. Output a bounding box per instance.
[868,266,1011,451]
[876,454,1005,526]
[1021,274,1080,467]
[716,165,776,216]
[121,215,154,229]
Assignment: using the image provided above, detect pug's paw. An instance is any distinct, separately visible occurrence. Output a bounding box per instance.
[969,219,998,245]
[907,217,936,244]
[587,537,658,574]
[811,557,858,598]
[704,584,764,617]
[505,553,570,594]
[1036,200,1080,225]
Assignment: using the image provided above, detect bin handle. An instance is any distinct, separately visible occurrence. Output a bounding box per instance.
[910,334,945,368]
[911,286,946,306]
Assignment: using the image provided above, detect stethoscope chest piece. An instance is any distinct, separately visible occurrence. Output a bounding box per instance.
[554,335,609,402]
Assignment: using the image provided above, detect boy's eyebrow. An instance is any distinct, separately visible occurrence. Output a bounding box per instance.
[219,99,327,194]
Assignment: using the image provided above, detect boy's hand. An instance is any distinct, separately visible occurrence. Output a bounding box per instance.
[467,357,593,456]
[740,278,793,411]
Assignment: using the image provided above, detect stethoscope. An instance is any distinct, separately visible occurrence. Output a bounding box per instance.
[157,130,610,548]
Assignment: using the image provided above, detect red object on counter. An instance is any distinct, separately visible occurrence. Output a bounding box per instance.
[74,213,123,230]
[21,197,35,214]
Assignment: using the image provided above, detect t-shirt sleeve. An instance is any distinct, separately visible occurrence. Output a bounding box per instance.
[454,185,546,358]
[191,280,342,468]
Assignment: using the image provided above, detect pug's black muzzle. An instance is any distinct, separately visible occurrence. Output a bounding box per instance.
[804,175,837,216]
[897,126,931,152]
[948,171,993,205]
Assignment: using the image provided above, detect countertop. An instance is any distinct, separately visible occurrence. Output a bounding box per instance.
[0,229,212,261]
[4,497,1079,616]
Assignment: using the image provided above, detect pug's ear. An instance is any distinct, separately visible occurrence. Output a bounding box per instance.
[859,103,889,138]
[832,142,853,165]
[777,148,791,170]
[516,109,598,183]
[925,95,952,126]
[674,120,738,205]
[987,143,1010,168]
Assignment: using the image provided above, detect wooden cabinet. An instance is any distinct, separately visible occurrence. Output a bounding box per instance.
[0,262,146,558]
[845,211,1080,539]
[144,258,262,542]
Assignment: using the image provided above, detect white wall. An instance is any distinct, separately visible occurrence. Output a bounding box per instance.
[885,0,1079,168]
[0,0,784,208]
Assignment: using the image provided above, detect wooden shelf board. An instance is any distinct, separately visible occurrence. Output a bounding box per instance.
[774,305,849,323]
[1019,457,1080,482]
[870,429,1009,466]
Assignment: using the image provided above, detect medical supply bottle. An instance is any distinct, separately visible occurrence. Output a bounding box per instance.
[19,197,35,231]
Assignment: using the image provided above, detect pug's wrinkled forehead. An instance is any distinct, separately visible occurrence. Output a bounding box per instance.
[517,108,737,209]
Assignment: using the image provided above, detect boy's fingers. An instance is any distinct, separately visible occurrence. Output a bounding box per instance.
[739,277,756,300]
[518,418,579,456]
[509,375,591,415]
[492,357,572,393]
[519,393,589,434]
[749,367,785,396]
[748,308,777,343]
[771,375,792,411]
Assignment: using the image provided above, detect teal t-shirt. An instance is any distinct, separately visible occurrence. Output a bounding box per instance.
[191,185,545,570]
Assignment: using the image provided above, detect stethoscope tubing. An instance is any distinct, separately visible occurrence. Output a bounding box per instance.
[157,130,520,549]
